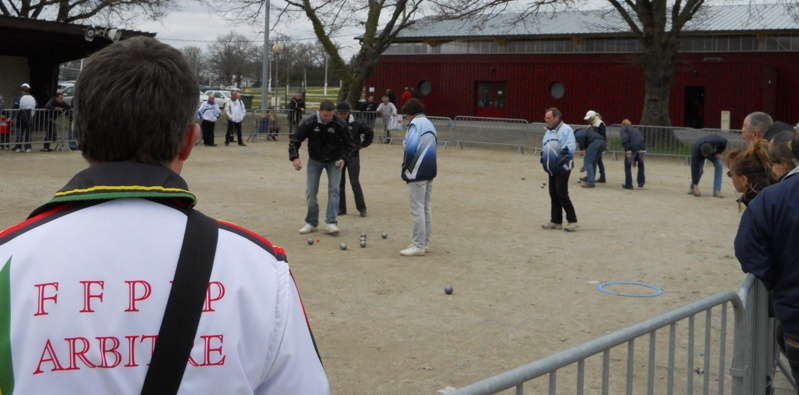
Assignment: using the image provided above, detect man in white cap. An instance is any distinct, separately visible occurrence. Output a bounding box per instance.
[14,83,37,153]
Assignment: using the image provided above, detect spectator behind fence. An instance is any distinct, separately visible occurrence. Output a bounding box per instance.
[0,36,329,394]
[767,130,795,182]
[540,107,578,232]
[688,134,727,198]
[376,95,397,143]
[14,83,36,153]
[360,95,378,128]
[290,99,355,236]
[400,98,437,256]
[734,131,799,387]
[288,93,305,133]
[742,111,773,143]
[724,140,773,210]
[42,92,72,152]
[620,119,646,189]
[336,102,374,217]
[0,113,10,150]
[582,110,607,184]
[574,127,605,189]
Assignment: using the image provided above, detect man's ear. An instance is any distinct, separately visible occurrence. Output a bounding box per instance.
[178,123,200,162]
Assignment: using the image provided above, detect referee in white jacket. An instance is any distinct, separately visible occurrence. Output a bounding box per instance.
[197,94,221,146]
[224,89,247,146]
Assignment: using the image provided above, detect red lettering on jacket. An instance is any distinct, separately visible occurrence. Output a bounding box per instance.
[199,335,226,366]
[34,282,58,316]
[65,337,97,370]
[125,280,151,312]
[203,282,226,312]
[97,337,121,368]
[125,336,139,367]
[80,281,105,313]
[141,335,157,366]
[33,339,64,374]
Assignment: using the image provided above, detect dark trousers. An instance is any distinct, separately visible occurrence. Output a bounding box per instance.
[44,119,57,149]
[624,152,646,188]
[0,133,9,147]
[201,120,216,145]
[593,152,606,180]
[226,121,242,144]
[339,154,366,214]
[548,171,577,224]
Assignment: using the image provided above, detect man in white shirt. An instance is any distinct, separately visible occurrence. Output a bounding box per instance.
[375,94,397,143]
[15,83,37,153]
[0,37,329,395]
[224,90,247,146]
[197,94,221,146]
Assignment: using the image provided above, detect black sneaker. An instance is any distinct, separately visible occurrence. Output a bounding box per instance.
[579,177,587,182]
[597,178,606,183]
[621,184,633,190]
[238,142,247,146]
[359,211,368,217]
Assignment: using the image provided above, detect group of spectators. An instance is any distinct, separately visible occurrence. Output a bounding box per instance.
[0,83,73,152]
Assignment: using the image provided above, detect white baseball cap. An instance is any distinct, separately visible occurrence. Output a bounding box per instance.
[584,110,597,120]
[20,83,30,89]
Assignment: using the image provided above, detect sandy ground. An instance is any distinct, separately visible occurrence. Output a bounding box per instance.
[0,139,789,394]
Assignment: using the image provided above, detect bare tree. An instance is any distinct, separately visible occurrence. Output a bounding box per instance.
[181,46,208,85]
[208,31,254,88]
[0,0,176,24]
[203,0,423,109]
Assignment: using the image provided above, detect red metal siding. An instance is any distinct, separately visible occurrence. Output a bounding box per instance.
[368,51,799,128]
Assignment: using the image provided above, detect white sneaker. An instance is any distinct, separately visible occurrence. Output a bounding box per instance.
[324,223,339,235]
[15,148,21,153]
[407,243,430,253]
[25,149,31,153]
[299,224,317,234]
[400,245,426,256]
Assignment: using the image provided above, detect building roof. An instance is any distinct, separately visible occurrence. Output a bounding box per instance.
[393,3,799,41]
[0,15,155,62]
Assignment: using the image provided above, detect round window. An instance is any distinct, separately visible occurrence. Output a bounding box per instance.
[418,80,432,96]
[550,82,565,99]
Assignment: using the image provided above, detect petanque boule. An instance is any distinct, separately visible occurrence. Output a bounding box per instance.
[521,177,525,180]
[361,232,367,238]
[381,232,388,239]
[307,238,314,245]
[444,285,453,295]
[340,242,348,250]
[360,240,367,248]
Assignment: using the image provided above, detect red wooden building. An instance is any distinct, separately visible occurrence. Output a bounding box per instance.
[366,4,799,128]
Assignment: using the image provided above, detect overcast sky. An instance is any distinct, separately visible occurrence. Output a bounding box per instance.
[135,0,361,58]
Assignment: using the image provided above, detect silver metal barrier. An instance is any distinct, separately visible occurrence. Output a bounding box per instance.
[2,109,74,152]
[451,116,531,153]
[446,274,793,395]
[247,108,295,142]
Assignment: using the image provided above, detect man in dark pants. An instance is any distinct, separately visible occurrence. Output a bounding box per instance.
[540,107,578,232]
[288,93,305,134]
[619,119,646,189]
[224,90,246,146]
[42,93,71,152]
[336,102,374,217]
[197,94,221,146]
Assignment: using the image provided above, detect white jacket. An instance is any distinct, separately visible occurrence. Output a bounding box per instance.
[0,162,329,395]
[198,100,221,122]
[225,99,247,123]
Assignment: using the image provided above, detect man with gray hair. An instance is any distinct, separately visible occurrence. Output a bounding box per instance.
[0,37,329,394]
[741,112,773,143]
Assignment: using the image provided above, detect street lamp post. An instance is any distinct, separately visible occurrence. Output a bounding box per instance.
[272,43,283,108]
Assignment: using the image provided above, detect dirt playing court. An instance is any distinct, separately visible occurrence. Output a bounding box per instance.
[0,140,767,394]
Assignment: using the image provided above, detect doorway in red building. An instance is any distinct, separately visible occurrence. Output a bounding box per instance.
[475,81,507,118]
[684,85,705,128]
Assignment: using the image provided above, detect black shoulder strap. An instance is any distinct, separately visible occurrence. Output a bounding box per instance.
[141,209,219,395]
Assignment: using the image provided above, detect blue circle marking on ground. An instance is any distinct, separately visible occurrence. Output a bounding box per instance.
[598,281,663,298]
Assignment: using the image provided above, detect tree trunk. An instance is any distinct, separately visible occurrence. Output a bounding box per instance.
[639,43,676,127]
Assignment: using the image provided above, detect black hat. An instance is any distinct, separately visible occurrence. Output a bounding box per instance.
[336,102,350,113]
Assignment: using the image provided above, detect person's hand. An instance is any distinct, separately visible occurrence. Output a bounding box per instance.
[579,166,585,172]
[693,185,701,197]
[715,153,722,159]
[335,159,344,169]
[578,150,585,157]
[293,158,303,171]
[626,150,632,158]
[560,147,569,155]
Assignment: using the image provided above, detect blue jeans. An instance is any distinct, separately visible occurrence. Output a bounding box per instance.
[305,158,342,227]
[624,151,646,188]
[690,157,723,192]
[583,140,606,184]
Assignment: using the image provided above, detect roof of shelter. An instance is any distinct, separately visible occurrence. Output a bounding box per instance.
[0,15,155,62]
[392,3,799,40]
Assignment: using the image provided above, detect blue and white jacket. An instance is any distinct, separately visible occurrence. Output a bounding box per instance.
[197,100,221,122]
[402,114,437,182]
[541,121,576,176]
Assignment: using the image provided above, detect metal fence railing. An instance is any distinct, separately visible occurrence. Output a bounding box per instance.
[0,109,746,162]
[1,109,75,152]
[445,274,791,395]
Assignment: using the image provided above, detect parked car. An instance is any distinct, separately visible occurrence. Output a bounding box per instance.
[199,90,233,109]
